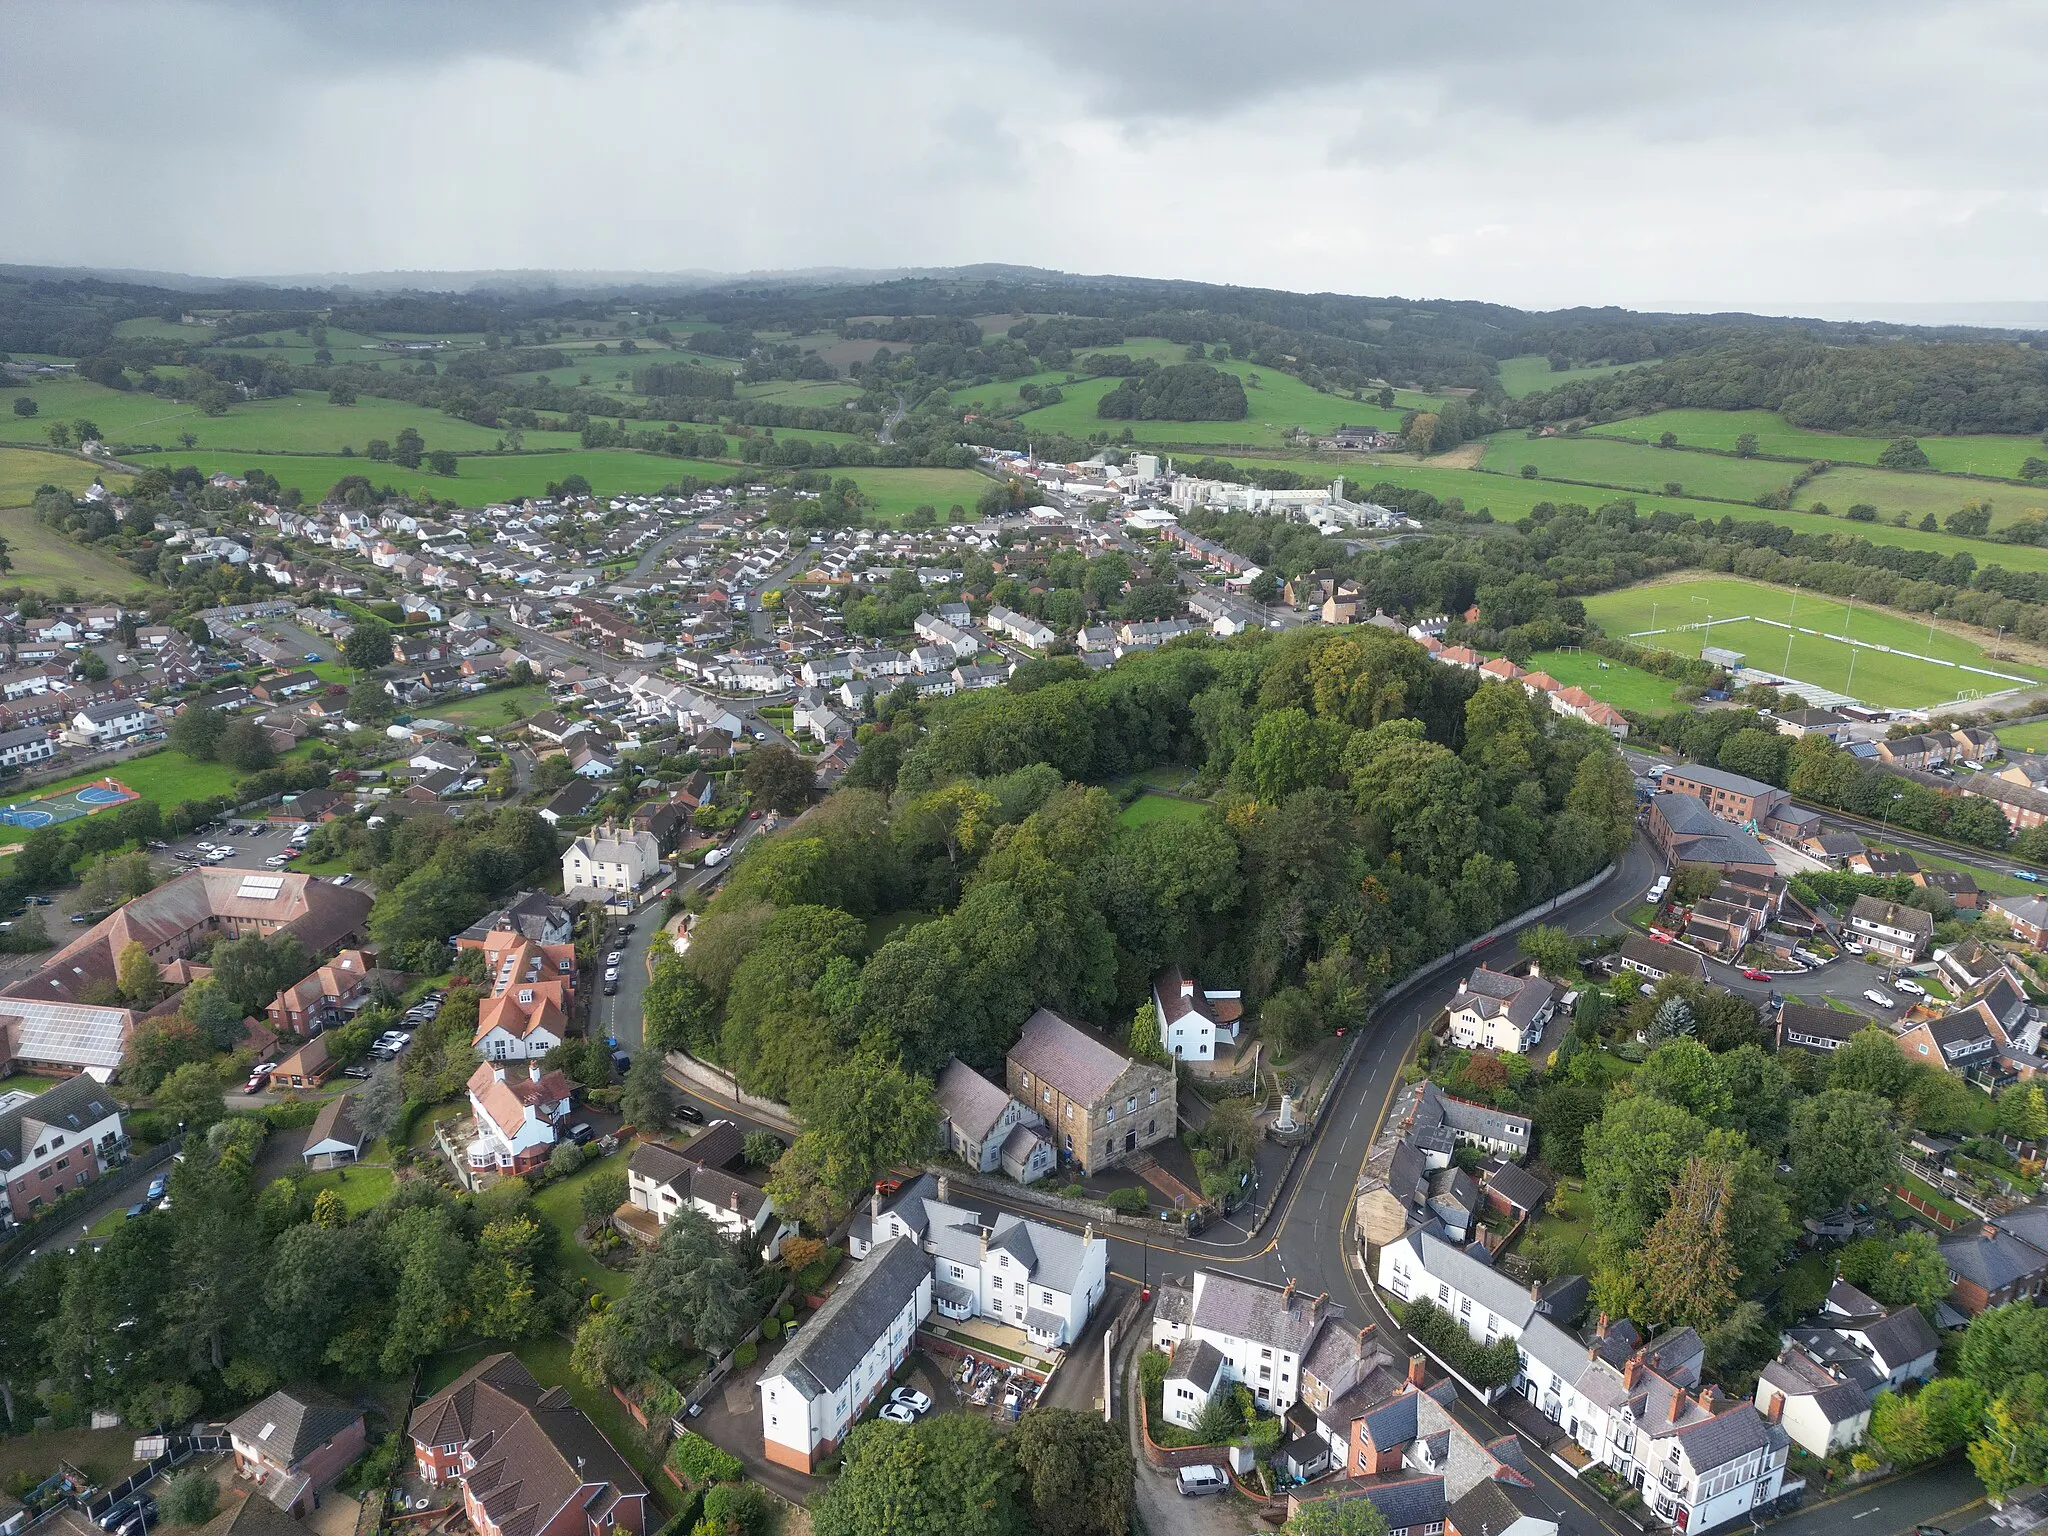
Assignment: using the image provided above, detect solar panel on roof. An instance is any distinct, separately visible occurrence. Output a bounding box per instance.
[236,876,286,900]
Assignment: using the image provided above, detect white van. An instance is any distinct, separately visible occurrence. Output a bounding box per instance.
[1176,1464,1229,1498]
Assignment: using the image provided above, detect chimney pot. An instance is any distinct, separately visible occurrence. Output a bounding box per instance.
[1530,1278,1543,1302]
[1359,1324,1375,1349]
[1596,1312,1609,1337]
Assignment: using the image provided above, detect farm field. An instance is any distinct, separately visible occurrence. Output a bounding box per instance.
[734,378,864,407]
[127,448,737,506]
[1,377,557,457]
[1582,576,2048,708]
[1798,462,2048,528]
[0,447,130,506]
[1587,408,2047,481]
[1496,355,1642,398]
[0,506,153,595]
[1524,649,1683,714]
[1016,357,1405,447]
[1118,791,1213,829]
[1480,432,1795,502]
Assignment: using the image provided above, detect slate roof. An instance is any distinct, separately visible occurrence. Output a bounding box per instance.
[935,1056,1012,1145]
[227,1386,362,1468]
[1616,931,1708,979]
[1166,1338,1225,1393]
[1850,895,1935,937]
[305,1094,363,1153]
[1761,1349,1867,1424]
[1009,1006,1143,1106]
[1859,1307,1939,1370]
[0,1075,118,1171]
[1485,1162,1548,1213]
[1941,1223,2048,1292]
[774,1236,930,1401]
[1190,1269,1344,1358]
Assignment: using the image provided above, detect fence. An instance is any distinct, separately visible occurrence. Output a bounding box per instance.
[23,1433,231,1534]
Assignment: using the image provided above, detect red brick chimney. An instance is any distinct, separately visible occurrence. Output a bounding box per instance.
[1667,1391,1685,1425]
[1358,1324,1376,1349]
[1623,1356,1642,1389]
[1763,1392,1783,1424]
[1407,1355,1425,1388]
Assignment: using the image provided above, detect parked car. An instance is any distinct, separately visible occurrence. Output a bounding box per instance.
[1742,968,1771,982]
[244,1064,275,1094]
[1842,940,1867,955]
[2017,870,2042,883]
[146,1174,168,1201]
[1895,978,1927,998]
[603,977,619,996]
[1177,1465,1230,1498]
[343,1065,372,1079]
[877,1403,918,1425]
[332,873,353,886]
[125,1202,148,1220]
[30,894,53,904]
[611,1052,630,1074]
[567,1122,594,1145]
[889,1387,932,1414]
[1864,988,1897,1009]
[605,950,623,966]
[676,1103,705,1125]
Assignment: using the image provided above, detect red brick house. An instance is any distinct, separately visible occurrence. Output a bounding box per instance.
[227,1387,366,1514]
[408,1354,648,1536]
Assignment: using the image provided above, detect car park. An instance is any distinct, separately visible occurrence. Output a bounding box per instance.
[1864,988,1897,1009]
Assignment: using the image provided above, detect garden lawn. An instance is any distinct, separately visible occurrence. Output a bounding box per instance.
[0,446,132,506]
[1496,355,1644,398]
[1585,408,2048,482]
[127,448,739,507]
[1861,837,2044,898]
[0,506,153,596]
[300,1163,396,1216]
[1524,649,1682,714]
[1118,792,1213,829]
[530,1147,635,1299]
[1581,575,2048,709]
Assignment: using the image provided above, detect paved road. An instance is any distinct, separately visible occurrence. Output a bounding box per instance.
[1767,1459,1983,1536]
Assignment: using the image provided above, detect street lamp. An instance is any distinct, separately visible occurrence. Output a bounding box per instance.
[1882,791,1904,833]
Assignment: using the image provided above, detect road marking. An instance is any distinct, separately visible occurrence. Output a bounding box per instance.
[1851,1509,1878,1520]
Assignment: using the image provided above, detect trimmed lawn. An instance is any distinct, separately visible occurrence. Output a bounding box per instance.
[530,1147,635,1299]
[0,506,153,596]
[1524,648,1682,715]
[1995,720,2048,752]
[843,466,997,522]
[1582,575,2048,709]
[1,1074,62,1094]
[300,1163,396,1215]
[22,748,247,807]
[1118,792,1213,829]
[431,685,555,728]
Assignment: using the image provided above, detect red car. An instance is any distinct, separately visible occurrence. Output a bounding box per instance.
[1742,968,1771,981]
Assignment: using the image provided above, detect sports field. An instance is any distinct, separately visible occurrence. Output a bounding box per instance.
[1524,649,1682,714]
[1994,719,2048,753]
[0,778,138,829]
[1581,576,2048,708]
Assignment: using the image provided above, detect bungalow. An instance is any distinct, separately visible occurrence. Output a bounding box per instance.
[1613,931,1708,984]
[269,1034,335,1091]
[1777,1003,1873,1055]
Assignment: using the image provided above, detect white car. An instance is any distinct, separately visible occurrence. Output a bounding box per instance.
[877,1403,918,1426]
[1894,978,1927,998]
[605,951,624,966]
[332,873,353,886]
[1863,988,1897,1009]
[264,856,291,868]
[888,1387,931,1414]
[1842,940,1866,955]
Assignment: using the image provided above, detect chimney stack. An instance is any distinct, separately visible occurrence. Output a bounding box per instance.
[1530,1278,1543,1303]
[528,1061,542,1083]
[1623,1356,1642,1389]
[870,1185,881,1224]
[1596,1312,1609,1339]
[1667,1391,1685,1425]
[936,1174,950,1204]
[1763,1392,1783,1425]
[1698,1388,1717,1413]
[1358,1324,1376,1350]
[1283,1278,1297,1307]
[1587,1341,1598,1360]
[1407,1355,1425,1388]
[1314,1291,1327,1318]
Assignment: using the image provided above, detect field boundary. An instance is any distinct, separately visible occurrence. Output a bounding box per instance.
[1578,425,2048,491]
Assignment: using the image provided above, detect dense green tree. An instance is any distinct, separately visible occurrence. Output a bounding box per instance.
[814,1414,1027,1536]
[1787,1089,1899,1215]
[1009,1407,1134,1536]
[1582,1095,1706,1253]
[343,620,394,671]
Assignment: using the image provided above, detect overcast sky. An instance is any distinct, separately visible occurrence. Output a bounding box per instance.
[5,0,2046,317]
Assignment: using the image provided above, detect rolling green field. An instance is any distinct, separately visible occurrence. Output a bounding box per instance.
[1524,649,1683,714]
[1118,791,1214,829]
[127,448,738,505]
[0,447,131,507]
[1496,355,1642,398]
[1481,431,1795,502]
[1587,408,2048,481]
[0,506,153,595]
[1582,576,2048,708]
[844,467,993,520]
[1994,719,2048,752]
[1016,358,1405,447]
